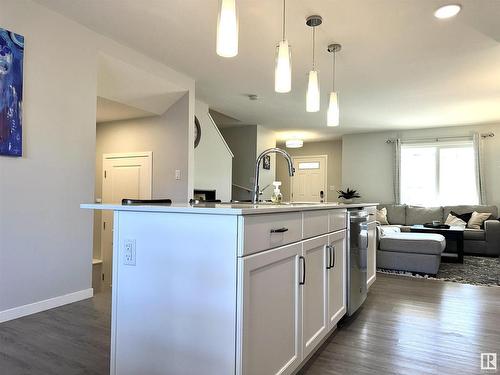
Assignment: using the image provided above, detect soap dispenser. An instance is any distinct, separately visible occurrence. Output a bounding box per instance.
[271,181,283,204]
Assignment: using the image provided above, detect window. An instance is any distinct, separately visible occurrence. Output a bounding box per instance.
[400,141,478,206]
[298,161,320,170]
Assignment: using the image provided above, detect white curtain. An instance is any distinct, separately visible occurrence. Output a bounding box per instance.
[393,139,401,204]
[473,133,486,204]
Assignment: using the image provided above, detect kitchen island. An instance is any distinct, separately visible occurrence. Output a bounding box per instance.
[81,202,377,375]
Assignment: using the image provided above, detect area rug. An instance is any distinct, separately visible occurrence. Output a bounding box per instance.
[378,256,500,287]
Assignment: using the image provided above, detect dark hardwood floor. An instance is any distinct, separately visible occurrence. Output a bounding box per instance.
[1,275,499,375]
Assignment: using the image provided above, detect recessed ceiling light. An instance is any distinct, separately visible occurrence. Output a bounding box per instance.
[286,139,303,148]
[434,4,462,19]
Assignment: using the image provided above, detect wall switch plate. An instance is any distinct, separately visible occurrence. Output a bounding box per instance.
[329,186,336,191]
[123,239,136,266]
[175,169,181,180]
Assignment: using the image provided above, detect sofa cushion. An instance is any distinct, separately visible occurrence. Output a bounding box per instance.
[406,206,444,225]
[464,229,485,241]
[376,207,389,225]
[379,233,446,255]
[444,205,498,220]
[377,204,406,225]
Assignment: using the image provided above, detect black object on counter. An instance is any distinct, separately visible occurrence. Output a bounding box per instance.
[122,199,172,205]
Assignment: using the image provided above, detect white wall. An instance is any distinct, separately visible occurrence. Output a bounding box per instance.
[0,0,194,320]
[194,100,232,201]
[342,124,500,207]
[256,126,277,200]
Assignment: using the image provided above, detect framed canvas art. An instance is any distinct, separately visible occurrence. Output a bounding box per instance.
[0,27,24,157]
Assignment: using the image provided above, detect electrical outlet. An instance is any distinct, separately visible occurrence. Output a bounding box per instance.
[175,169,181,180]
[123,239,136,266]
[329,185,336,191]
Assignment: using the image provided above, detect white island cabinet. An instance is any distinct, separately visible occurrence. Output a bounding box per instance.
[81,202,377,375]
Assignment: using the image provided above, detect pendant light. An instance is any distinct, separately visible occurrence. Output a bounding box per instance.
[216,0,238,57]
[327,43,341,127]
[306,15,322,112]
[275,0,291,93]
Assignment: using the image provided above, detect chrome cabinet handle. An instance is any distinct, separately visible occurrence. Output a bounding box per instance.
[299,256,306,285]
[326,245,332,270]
[270,227,288,233]
[330,245,336,269]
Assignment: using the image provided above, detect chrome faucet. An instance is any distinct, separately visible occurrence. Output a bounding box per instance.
[252,148,295,204]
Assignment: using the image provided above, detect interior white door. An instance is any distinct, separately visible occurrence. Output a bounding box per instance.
[101,152,152,287]
[301,234,329,358]
[291,156,327,202]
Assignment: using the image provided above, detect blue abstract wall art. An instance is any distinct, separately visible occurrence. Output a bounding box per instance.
[0,27,23,157]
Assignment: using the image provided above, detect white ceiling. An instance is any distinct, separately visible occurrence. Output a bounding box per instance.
[37,0,500,141]
[96,97,156,123]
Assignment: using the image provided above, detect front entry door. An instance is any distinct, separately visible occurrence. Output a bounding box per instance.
[100,152,152,287]
[291,156,327,202]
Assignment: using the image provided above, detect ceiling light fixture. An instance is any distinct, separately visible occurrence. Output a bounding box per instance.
[434,4,462,19]
[286,139,303,148]
[216,0,238,57]
[305,15,322,113]
[275,0,292,93]
[327,43,341,127]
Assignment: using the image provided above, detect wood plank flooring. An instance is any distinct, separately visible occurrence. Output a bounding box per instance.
[1,275,499,375]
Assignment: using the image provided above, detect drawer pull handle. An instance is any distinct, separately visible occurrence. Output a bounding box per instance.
[270,227,288,233]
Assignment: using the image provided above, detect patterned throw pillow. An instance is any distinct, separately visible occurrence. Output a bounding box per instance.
[467,211,491,230]
[450,211,473,224]
[444,213,467,227]
[376,207,389,225]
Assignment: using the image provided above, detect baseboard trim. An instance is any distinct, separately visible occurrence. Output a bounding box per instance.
[0,288,94,323]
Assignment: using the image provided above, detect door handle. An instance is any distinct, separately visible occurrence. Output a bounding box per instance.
[299,256,306,285]
[326,245,332,269]
[330,245,336,269]
[270,227,288,233]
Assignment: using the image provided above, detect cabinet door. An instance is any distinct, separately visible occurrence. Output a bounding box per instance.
[327,230,347,329]
[238,243,302,375]
[301,234,329,358]
[367,222,377,288]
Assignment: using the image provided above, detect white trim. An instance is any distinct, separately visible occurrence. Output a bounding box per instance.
[291,155,328,202]
[207,111,234,158]
[103,151,153,160]
[0,288,94,323]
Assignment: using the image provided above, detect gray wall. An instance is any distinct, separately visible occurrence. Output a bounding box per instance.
[276,140,343,202]
[0,0,193,316]
[342,124,500,207]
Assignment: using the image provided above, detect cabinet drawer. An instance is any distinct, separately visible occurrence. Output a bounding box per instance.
[365,206,377,223]
[329,209,347,232]
[303,210,329,239]
[239,212,302,256]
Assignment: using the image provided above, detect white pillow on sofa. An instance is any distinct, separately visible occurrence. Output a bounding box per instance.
[467,211,491,230]
[376,207,389,225]
[444,213,467,227]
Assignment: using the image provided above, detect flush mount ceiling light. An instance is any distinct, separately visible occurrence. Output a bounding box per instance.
[327,43,341,127]
[286,139,303,148]
[434,4,462,19]
[306,15,322,113]
[275,0,292,93]
[216,0,238,57]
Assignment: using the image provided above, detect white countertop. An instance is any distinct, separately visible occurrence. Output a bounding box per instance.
[81,202,378,216]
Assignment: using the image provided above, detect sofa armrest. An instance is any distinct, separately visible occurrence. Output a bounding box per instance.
[484,220,500,255]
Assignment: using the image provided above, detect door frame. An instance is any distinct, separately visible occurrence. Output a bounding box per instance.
[291,155,328,202]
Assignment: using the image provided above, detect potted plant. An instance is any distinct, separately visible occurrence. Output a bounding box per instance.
[337,188,361,204]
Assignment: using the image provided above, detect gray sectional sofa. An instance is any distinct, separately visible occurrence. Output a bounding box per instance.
[377,204,500,256]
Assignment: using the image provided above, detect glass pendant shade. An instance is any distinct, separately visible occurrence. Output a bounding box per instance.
[327,92,339,126]
[306,70,320,112]
[216,0,238,57]
[275,40,292,93]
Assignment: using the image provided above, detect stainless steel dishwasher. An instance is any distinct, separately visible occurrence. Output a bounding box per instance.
[347,209,368,316]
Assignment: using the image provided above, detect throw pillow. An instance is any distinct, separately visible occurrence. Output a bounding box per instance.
[444,213,467,227]
[450,210,473,224]
[467,211,491,230]
[376,208,389,225]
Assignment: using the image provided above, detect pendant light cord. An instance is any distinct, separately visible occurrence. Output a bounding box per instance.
[282,0,286,41]
[332,51,336,91]
[312,27,316,70]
